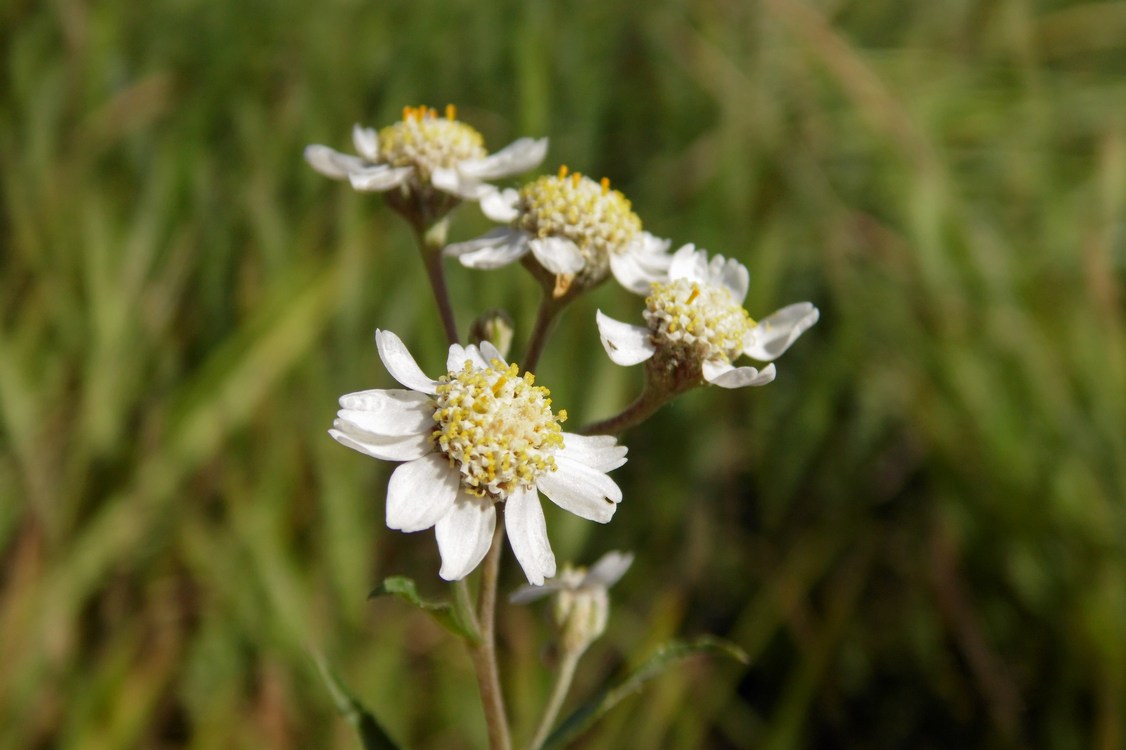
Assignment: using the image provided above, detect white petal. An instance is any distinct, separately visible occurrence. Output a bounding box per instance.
[712,256,749,304]
[445,228,530,269]
[329,423,432,462]
[435,495,496,581]
[559,432,628,473]
[337,389,432,436]
[340,388,432,412]
[431,168,493,200]
[505,487,556,585]
[668,243,706,282]
[609,249,663,294]
[585,551,634,588]
[429,167,461,194]
[610,232,673,293]
[459,137,548,180]
[479,188,521,222]
[701,360,777,388]
[375,329,439,394]
[304,145,368,180]
[528,236,584,275]
[386,454,460,532]
[509,579,566,604]
[743,303,820,361]
[352,125,379,161]
[349,165,412,192]
[447,344,488,373]
[477,340,506,366]
[595,310,656,366]
[537,456,621,524]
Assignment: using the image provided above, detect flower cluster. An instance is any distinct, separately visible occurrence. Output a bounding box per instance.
[306,105,818,587]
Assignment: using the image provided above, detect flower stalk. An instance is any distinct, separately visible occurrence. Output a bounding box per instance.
[469,521,512,750]
[527,647,581,750]
[414,219,460,346]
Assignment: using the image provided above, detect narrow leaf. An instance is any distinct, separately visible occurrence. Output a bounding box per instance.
[542,636,749,749]
[369,575,481,644]
[313,653,401,750]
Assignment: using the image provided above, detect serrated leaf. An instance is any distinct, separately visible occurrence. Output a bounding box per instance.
[313,653,401,750]
[542,636,749,749]
[369,575,480,644]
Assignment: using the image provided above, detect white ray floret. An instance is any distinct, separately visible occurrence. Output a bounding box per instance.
[330,330,628,585]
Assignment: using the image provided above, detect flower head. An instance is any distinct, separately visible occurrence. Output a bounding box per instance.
[445,166,672,295]
[510,551,633,653]
[304,105,547,224]
[596,244,819,390]
[330,330,628,585]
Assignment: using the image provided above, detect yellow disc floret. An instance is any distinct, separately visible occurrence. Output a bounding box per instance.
[515,166,643,275]
[378,105,487,180]
[644,279,756,364]
[431,360,567,499]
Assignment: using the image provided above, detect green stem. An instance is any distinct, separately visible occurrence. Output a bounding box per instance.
[469,517,512,750]
[579,384,672,436]
[527,647,583,750]
[521,292,567,373]
[415,221,460,346]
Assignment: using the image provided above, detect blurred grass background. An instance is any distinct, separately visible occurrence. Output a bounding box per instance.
[2,0,1125,747]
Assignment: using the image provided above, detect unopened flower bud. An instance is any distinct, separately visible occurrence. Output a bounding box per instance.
[553,577,610,653]
[469,308,515,360]
[510,551,634,655]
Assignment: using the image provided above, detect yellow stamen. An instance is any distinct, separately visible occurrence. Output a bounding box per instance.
[446,103,457,120]
[600,177,610,195]
[558,165,569,179]
[686,285,701,304]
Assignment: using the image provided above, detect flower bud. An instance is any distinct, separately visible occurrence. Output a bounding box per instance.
[469,308,515,360]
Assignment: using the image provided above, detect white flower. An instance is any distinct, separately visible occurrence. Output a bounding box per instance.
[330,330,628,585]
[304,105,547,201]
[445,166,672,294]
[596,244,820,389]
[510,551,633,653]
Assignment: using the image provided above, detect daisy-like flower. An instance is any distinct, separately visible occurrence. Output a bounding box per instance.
[596,244,819,390]
[510,551,633,653]
[445,166,672,294]
[304,105,547,221]
[330,330,628,585]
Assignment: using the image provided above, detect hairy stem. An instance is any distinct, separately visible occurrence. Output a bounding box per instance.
[521,292,567,373]
[527,647,582,750]
[415,220,460,346]
[469,518,512,750]
[579,384,672,436]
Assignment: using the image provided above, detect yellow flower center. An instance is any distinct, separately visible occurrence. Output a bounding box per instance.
[515,166,642,272]
[644,279,755,363]
[432,360,567,499]
[378,105,487,180]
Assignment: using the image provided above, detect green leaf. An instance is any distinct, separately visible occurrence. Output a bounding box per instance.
[369,576,481,644]
[313,653,401,750]
[542,636,749,749]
